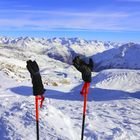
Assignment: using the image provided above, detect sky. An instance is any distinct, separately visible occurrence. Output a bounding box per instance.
[0,0,140,42]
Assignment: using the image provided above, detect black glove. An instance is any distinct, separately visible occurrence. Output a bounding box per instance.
[26,60,45,96]
[73,56,94,82]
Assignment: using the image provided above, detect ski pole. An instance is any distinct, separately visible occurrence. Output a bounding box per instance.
[35,95,44,140]
[81,82,90,140]
[35,96,39,140]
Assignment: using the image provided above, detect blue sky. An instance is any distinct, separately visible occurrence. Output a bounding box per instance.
[0,0,140,42]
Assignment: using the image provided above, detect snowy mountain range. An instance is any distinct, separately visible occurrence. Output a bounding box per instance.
[0,36,140,71]
[94,42,140,71]
[0,36,140,140]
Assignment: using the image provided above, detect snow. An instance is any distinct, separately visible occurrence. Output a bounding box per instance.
[0,37,121,64]
[0,37,140,140]
[94,43,140,71]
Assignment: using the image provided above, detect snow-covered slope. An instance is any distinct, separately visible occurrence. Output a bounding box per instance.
[94,43,140,71]
[0,68,140,140]
[0,36,121,64]
[1,36,140,71]
[0,36,140,140]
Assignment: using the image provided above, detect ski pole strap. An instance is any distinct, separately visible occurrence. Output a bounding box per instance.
[36,95,45,108]
[80,82,90,96]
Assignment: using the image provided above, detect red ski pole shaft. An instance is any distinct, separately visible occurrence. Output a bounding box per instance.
[35,96,39,140]
[81,93,87,140]
[81,83,89,140]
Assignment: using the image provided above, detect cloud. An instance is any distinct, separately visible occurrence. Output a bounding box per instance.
[0,9,140,32]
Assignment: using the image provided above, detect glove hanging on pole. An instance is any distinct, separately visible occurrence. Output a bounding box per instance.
[26,60,45,96]
[73,56,94,140]
[26,60,45,140]
[73,56,94,83]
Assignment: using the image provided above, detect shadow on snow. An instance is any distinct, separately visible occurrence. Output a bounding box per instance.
[9,84,140,101]
[10,86,32,96]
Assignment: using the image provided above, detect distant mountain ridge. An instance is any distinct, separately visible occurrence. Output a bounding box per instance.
[94,42,140,71]
[0,36,140,71]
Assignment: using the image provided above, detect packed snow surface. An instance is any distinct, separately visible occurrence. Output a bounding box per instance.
[0,37,140,140]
